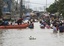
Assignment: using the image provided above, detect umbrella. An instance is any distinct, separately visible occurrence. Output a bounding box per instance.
[25,13,30,17]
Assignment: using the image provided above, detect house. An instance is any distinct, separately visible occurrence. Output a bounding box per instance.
[2,0,12,13]
[2,0,12,20]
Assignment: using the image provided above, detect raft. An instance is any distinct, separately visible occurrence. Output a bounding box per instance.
[0,23,29,29]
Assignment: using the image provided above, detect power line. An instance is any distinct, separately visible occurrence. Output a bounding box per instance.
[24,1,52,6]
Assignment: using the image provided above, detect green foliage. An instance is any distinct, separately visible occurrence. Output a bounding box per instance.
[46,0,64,18]
[58,0,64,18]
[46,2,58,14]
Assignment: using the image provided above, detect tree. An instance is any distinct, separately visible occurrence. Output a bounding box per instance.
[47,0,64,18]
[0,0,3,17]
[46,2,58,14]
[0,8,2,17]
[58,0,64,18]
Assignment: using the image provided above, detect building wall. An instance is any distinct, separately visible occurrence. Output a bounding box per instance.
[2,0,12,13]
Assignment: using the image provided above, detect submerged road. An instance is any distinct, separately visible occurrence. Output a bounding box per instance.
[0,22,64,46]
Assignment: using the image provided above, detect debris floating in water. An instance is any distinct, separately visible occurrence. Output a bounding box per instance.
[29,36,36,40]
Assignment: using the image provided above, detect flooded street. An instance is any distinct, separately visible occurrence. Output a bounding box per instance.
[0,22,64,46]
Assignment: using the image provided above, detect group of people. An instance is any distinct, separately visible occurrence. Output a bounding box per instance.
[0,17,64,32]
[0,18,9,26]
[28,20,34,29]
[39,18,64,33]
[39,19,50,29]
[0,18,34,29]
[0,18,23,26]
[51,19,64,33]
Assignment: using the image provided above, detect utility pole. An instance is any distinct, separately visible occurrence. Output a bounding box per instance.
[55,0,58,3]
[20,0,23,18]
[44,6,46,12]
[46,0,47,12]
[55,0,57,2]
[23,0,25,5]
[46,0,47,8]
[25,0,30,9]
[0,0,3,8]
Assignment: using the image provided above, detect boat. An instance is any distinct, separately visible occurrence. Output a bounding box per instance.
[0,23,29,29]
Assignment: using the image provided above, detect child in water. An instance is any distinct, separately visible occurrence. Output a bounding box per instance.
[53,25,58,33]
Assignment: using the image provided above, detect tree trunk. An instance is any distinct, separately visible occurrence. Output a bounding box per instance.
[0,0,3,17]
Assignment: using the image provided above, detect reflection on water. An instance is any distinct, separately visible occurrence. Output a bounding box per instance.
[0,23,64,46]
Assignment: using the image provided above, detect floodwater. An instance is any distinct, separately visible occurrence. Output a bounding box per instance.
[0,22,64,46]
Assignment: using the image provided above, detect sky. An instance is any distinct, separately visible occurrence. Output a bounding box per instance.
[24,0,55,11]
[16,0,55,11]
